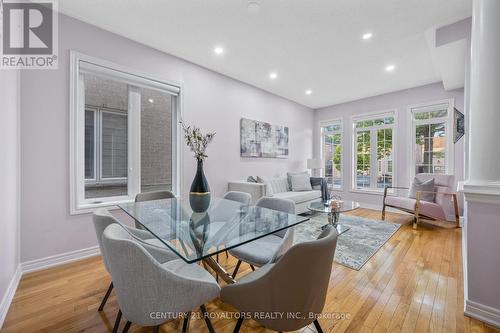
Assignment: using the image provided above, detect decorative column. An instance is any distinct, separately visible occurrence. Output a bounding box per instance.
[463,0,500,327]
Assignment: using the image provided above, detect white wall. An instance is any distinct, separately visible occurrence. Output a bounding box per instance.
[19,14,313,263]
[314,82,465,208]
[0,69,21,325]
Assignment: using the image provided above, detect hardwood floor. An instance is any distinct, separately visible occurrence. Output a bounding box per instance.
[2,209,498,333]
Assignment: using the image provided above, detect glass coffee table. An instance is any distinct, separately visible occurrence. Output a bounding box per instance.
[307,200,360,234]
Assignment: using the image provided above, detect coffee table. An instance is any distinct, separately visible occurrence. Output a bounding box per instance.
[307,200,360,234]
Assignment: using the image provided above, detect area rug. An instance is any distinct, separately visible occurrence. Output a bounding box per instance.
[293,214,401,270]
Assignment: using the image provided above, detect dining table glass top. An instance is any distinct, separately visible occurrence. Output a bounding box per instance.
[118,197,310,263]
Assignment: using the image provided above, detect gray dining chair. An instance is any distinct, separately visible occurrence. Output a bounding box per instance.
[228,197,295,277]
[223,191,252,205]
[135,190,175,202]
[92,208,176,312]
[134,190,176,229]
[102,223,220,333]
[221,225,339,333]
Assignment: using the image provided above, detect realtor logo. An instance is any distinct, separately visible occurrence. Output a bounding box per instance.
[1,0,58,69]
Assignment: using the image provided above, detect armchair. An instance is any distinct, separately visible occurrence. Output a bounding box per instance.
[382,173,460,229]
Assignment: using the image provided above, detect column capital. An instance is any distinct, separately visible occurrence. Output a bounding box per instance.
[463,180,500,204]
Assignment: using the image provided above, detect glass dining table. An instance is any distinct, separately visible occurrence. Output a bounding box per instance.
[118,197,310,284]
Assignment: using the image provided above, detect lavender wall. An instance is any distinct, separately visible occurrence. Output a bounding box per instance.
[19,14,313,262]
[0,70,21,322]
[314,82,465,208]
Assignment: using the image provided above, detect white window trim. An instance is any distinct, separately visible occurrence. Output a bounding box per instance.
[319,118,343,191]
[69,51,183,215]
[350,109,397,195]
[407,98,455,184]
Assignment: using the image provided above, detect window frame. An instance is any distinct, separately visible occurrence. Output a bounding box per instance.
[350,110,397,195]
[69,51,183,215]
[319,118,343,191]
[84,107,97,182]
[407,99,454,183]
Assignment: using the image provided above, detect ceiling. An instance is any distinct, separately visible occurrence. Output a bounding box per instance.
[57,0,472,109]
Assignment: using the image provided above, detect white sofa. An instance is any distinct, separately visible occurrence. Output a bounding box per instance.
[227,178,324,214]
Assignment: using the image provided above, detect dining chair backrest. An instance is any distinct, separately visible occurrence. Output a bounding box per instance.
[221,225,338,332]
[255,197,295,238]
[92,208,119,272]
[102,223,218,326]
[135,190,175,202]
[223,191,252,205]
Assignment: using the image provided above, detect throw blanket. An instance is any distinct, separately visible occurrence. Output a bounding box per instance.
[310,177,329,201]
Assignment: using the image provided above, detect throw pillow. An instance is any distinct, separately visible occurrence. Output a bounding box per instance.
[408,177,435,202]
[287,171,309,191]
[257,176,290,196]
[290,173,313,191]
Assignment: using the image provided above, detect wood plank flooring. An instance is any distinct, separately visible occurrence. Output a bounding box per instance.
[2,209,498,333]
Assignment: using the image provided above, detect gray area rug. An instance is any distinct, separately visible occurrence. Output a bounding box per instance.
[293,213,401,270]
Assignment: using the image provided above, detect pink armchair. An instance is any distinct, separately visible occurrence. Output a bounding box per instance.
[382,173,460,229]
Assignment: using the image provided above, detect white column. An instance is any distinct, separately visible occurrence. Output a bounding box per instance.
[467,0,500,186]
[463,0,500,325]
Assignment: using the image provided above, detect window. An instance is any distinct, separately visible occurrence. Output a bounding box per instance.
[352,112,395,191]
[410,101,453,177]
[320,120,342,188]
[70,52,181,214]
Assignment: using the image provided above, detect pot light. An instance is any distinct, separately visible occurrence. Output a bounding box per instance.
[362,32,373,40]
[148,98,154,104]
[269,72,278,79]
[247,0,261,13]
[305,90,312,95]
[385,64,396,72]
[214,46,224,55]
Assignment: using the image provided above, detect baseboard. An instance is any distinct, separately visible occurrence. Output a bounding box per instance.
[465,299,500,328]
[0,265,22,329]
[21,246,100,274]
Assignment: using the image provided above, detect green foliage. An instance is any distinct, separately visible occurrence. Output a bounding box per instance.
[180,120,216,161]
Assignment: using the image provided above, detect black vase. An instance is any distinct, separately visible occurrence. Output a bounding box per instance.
[189,159,211,212]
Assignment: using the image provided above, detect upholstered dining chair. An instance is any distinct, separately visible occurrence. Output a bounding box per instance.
[134,190,176,229]
[382,173,460,229]
[210,191,252,265]
[223,191,252,205]
[135,190,175,202]
[221,225,339,333]
[92,209,175,312]
[228,197,295,278]
[102,223,220,333]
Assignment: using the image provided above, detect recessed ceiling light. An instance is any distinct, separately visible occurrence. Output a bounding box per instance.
[214,46,224,55]
[305,90,312,95]
[247,0,261,13]
[385,64,396,72]
[148,98,154,103]
[269,72,278,79]
[362,32,373,40]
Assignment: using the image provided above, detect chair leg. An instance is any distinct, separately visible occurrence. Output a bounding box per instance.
[98,281,114,311]
[182,312,191,333]
[112,309,122,333]
[381,203,386,220]
[122,321,131,333]
[313,319,324,333]
[232,260,242,278]
[199,305,215,333]
[233,317,244,333]
[225,250,229,258]
[153,325,160,333]
[249,264,255,271]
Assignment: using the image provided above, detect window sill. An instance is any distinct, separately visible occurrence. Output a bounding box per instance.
[349,188,395,196]
[71,198,134,215]
[328,186,344,192]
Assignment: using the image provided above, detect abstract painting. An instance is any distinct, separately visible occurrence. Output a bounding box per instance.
[240,118,289,158]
